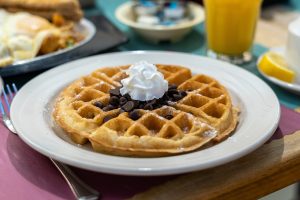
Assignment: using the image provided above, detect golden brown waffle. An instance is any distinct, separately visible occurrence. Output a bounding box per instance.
[53,65,239,157]
[0,0,83,21]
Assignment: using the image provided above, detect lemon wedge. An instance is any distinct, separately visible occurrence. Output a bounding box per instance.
[258,52,295,83]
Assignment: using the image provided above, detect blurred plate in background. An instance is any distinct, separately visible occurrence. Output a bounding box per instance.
[0,15,128,77]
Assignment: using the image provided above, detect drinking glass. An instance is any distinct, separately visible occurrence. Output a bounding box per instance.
[204,0,263,64]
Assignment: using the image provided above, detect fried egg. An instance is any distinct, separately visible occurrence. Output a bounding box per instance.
[4,12,53,38]
[0,38,13,67]
[0,9,61,67]
[7,35,36,61]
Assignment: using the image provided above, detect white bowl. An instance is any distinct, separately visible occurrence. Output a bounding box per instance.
[115,2,204,43]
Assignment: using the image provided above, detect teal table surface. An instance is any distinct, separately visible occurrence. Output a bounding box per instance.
[91,0,299,109]
[290,0,300,10]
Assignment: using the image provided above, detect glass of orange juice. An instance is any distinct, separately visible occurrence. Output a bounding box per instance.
[204,0,263,64]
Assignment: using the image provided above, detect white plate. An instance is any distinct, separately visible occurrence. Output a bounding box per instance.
[257,48,300,95]
[10,51,280,176]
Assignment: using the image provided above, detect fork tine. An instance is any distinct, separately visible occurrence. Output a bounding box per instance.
[6,84,13,101]
[12,83,18,93]
[0,99,5,116]
[2,86,10,111]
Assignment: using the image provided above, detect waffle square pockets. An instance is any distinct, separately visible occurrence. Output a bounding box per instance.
[53,64,239,157]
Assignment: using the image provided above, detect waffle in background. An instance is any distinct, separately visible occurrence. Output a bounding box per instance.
[0,0,83,21]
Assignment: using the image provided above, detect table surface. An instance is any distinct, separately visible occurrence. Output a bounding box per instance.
[2,0,300,199]
[256,4,300,47]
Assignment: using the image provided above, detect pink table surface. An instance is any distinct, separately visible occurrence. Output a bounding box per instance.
[1,105,300,200]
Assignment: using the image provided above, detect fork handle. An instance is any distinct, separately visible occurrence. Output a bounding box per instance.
[50,158,100,200]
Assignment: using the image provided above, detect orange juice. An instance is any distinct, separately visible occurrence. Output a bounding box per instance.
[204,0,262,56]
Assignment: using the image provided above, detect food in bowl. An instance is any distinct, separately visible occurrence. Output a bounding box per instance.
[53,61,239,157]
[116,1,204,43]
[133,0,191,27]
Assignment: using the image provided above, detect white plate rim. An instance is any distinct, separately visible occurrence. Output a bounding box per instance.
[10,51,280,176]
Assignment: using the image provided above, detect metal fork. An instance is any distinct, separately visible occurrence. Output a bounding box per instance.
[1,83,100,200]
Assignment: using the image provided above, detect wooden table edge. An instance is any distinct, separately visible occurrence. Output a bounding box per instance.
[130,130,300,200]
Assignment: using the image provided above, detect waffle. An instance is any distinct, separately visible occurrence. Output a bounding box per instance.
[53,65,239,157]
[0,0,83,21]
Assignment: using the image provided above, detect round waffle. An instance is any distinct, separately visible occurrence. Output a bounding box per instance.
[53,64,239,157]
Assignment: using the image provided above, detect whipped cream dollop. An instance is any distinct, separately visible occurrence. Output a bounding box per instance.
[120,61,168,101]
